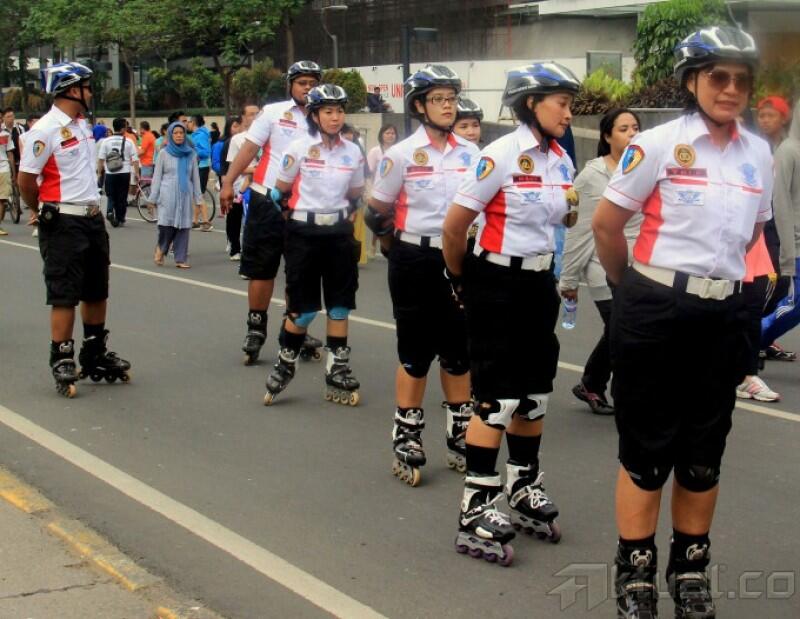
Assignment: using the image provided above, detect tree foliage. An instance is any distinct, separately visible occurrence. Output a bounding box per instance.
[633,0,730,88]
[231,60,285,108]
[321,69,367,113]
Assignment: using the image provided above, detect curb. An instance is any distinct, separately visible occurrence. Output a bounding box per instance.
[0,466,224,619]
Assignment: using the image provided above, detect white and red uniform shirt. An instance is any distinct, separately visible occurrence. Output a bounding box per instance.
[245,99,309,189]
[371,125,479,237]
[454,123,574,257]
[0,128,15,174]
[19,105,98,204]
[604,112,773,281]
[277,134,365,213]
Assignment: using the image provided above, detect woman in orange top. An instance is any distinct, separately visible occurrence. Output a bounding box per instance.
[138,120,156,178]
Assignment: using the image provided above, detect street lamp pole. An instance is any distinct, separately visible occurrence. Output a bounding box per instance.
[401,26,438,137]
[319,4,348,70]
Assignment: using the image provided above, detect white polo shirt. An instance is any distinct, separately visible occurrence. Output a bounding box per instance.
[19,105,99,204]
[454,123,574,257]
[0,128,15,174]
[277,134,365,213]
[245,99,309,189]
[604,112,773,281]
[97,133,139,175]
[371,125,479,237]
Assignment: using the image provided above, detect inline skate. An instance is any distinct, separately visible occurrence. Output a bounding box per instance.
[263,347,297,405]
[444,401,471,473]
[667,540,715,619]
[50,340,78,398]
[455,474,515,566]
[505,462,561,542]
[299,333,322,361]
[324,346,359,405]
[242,311,267,365]
[391,407,425,486]
[616,542,659,618]
[78,330,131,384]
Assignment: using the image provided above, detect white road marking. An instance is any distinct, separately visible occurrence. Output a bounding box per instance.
[4,236,800,428]
[0,403,387,619]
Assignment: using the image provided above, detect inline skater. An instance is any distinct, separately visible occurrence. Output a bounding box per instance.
[220,61,323,365]
[368,65,479,486]
[453,97,483,145]
[262,85,365,406]
[592,27,770,617]
[442,62,580,564]
[18,62,131,397]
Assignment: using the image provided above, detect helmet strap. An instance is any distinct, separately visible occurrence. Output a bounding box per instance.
[420,100,454,135]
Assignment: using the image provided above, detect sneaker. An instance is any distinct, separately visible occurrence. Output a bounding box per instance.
[201,222,213,232]
[191,222,200,229]
[764,342,796,362]
[32,227,38,237]
[571,383,614,415]
[230,253,241,261]
[0,228,8,236]
[736,375,780,402]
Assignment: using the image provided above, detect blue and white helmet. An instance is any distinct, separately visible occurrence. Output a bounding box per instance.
[674,26,758,85]
[457,98,484,122]
[305,84,348,112]
[287,60,322,83]
[404,64,462,113]
[502,62,580,108]
[40,61,93,95]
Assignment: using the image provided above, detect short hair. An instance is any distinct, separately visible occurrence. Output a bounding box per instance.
[27,113,41,123]
[112,117,127,132]
[373,87,381,92]
[241,102,259,116]
[167,110,185,123]
[2,107,13,115]
[191,114,205,127]
[140,120,150,130]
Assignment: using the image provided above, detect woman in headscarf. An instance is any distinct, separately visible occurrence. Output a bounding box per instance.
[148,122,203,268]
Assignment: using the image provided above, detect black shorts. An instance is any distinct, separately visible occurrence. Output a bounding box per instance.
[463,254,560,401]
[239,190,285,280]
[610,267,748,471]
[284,219,359,314]
[38,213,110,306]
[388,240,469,372]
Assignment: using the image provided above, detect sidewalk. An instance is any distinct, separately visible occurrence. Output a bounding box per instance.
[0,468,222,619]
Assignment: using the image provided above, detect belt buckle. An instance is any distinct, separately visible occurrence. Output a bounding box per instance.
[316,213,336,226]
[698,278,727,300]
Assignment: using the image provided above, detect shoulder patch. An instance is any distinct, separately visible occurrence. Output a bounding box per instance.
[32,140,46,157]
[673,144,695,168]
[476,156,495,180]
[621,145,645,174]
[518,154,534,174]
[379,157,393,177]
[282,154,295,170]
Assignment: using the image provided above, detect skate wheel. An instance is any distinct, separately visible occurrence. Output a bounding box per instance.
[57,383,77,398]
[78,370,87,380]
[484,552,498,563]
[499,545,514,567]
[547,521,562,544]
[456,462,466,474]
[324,390,333,401]
[311,350,321,361]
[406,468,421,487]
[105,375,117,383]
[243,354,254,366]
[348,391,359,406]
[263,392,275,406]
[468,547,483,558]
[331,391,341,403]
[120,372,131,383]
[455,543,469,554]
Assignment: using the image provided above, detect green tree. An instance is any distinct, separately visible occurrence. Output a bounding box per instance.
[28,0,181,123]
[321,69,367,113]
[231,59,285,108]
[0,0,42,112]
[633,0,730,87]
[179,0,306,117]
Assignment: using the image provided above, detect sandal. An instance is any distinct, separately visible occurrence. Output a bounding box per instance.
[175,263,191,269]
[154,247,164,266]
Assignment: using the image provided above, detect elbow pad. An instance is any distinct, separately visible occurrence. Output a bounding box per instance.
[364,205,394,237]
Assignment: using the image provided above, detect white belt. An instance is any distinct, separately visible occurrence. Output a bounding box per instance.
[249,182,269,195]
[395,231,443,249]
[290,210,349,226]
[633,261,740,300]
[473,246,553,271]
[45,202,101,217]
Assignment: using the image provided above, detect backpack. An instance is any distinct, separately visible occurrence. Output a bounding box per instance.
[105,135,127,173]
[211,140,225,175]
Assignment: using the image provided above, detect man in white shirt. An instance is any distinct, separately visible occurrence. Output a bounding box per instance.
[224,103,260,260]
[0,124,15,235]
[96,117,139,227]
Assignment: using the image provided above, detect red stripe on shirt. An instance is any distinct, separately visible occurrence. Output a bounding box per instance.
[394,188,408,231]
[39,154,62,202]
[253,142,272,185]
[632,185,663,265]
[668,177,708,186]
[480,191,507,253]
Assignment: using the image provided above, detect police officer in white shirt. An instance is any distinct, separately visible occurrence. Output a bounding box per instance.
[367,65,479,487]
[220,61,322,365]
[262,85,365,407]
[442,62,581,566]
[592,27,770,618]
[18,62,131,398]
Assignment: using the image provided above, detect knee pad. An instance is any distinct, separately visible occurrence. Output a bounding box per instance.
[327,306,350,321]
[476,399,520,430]
[674,463,720,492]
[288,311,317,328]
[439,355,469,376]
[623,462,672,491]
[400,358,433,379]
[514,394,549,422]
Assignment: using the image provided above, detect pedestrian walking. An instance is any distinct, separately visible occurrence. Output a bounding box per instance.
[96,117,139,227]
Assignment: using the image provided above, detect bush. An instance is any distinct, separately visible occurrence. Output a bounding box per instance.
[101,88,146,111]
[145,67,182,110]
[231,60,284,107]
[627,76,692,108]
[633,0,729,88]
[321,69,367,113]
[755,64,800,103]
[573,70,633,115]
[1,88,48,112]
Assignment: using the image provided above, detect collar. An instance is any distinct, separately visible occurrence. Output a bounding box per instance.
[309,134,344,150]
[50,104,76,127]
[409,125,433,149]
[685,112,747,146]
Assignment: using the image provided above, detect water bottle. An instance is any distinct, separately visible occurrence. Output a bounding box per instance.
[561,298,577,330]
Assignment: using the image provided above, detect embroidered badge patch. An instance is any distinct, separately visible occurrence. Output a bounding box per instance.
[283,111,293,121]
[413,149,429,166]
[740,163,758,187]
[674,144,696,168]
[476,157,495,180]
[621,145,644,174]
[308,145,321,160]
[282,154,295,170]
[379,157,393,177]
[460,152,472,167]
[32,140,46,157]
[60,127,73,140]
[518,154,534,174]
[559,163,572,182]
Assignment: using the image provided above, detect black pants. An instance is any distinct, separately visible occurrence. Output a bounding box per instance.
[226,201,243,256]
[742,275,771,375]
[199,167,210,194]
[582,299,613,395]
[104,172,130,223]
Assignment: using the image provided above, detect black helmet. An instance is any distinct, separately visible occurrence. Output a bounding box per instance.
[404,64,462,116]
[287,60,323,83]
[306,84,348,112]
[501,62,580,109]
[456,98,484,122]
[674,26,758,85]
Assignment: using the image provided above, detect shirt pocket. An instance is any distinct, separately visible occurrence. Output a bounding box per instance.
[728,183,763,243]
[662,177,708,208]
